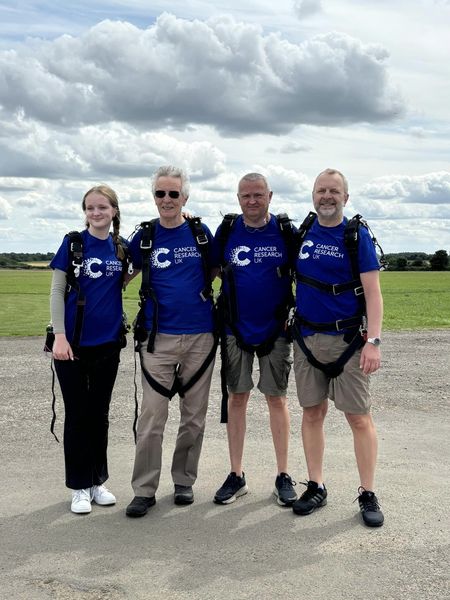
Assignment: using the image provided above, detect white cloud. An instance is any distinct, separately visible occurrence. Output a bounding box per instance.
[0,115,226,179]
[293,0,322,19]
[277,141,313,154]
[0,196,11,219]
[0,14,403,136]
[361,172,450,205]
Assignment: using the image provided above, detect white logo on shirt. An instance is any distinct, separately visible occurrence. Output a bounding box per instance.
[299,240,314,259]
[152,248,171,269]
[230,246,251,267]
[83,257,103,278]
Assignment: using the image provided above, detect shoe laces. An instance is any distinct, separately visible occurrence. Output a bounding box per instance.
[73,488,90,502]
[355,486,381,511]
[278,473,296,489]
[299,480,320,500]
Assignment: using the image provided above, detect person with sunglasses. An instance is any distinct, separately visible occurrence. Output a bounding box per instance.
[125,165,216,518]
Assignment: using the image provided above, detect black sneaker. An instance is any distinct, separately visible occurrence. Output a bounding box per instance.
[214,472,248,504]
[357,487,384,527]
[292,481,327,515]
[174,484,194,505]
[125,495,156,518]
[274,473,297,507]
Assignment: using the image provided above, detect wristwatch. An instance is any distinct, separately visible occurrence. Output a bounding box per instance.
[366,337,381,346]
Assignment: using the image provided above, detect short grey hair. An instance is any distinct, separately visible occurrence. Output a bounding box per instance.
[313,168,348,195]
[238,172,270,193]
[152,166,190,197]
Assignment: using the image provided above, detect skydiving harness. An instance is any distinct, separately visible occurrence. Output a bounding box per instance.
[216,213,298,422]
[45,231,132,441]
[131,216,218,441]
[290,212,386,379]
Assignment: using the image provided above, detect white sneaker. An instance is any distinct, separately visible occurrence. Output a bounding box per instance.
[71,488,92,514]
[91,484,116,506]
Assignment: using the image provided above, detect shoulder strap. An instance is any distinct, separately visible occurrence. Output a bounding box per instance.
[297,211,317,246]
[217,213,239,266]
[186,216,212,301]
[343,214,362,281]
[64,231,85,347]
[65,231,83,292]
[139,219,159,298]
[134,220,159,352]
[275,212,299,277]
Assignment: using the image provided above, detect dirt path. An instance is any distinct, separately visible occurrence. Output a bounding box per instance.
[0,331,449,599]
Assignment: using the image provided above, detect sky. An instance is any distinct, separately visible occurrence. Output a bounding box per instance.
[0,0,449,254]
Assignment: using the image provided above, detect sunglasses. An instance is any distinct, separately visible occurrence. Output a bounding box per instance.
[154,190,181,199]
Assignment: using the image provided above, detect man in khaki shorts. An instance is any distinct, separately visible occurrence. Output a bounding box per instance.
[212,173,297,507]
[291,168,384,527]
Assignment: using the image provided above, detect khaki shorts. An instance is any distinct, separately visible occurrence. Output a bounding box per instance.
[226,335,292,396]
[293,333,371,414]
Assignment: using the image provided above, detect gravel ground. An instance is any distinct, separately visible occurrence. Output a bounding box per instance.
[0,331,449,599]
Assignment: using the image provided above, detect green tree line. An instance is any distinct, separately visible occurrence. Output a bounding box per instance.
[0,249,449,270]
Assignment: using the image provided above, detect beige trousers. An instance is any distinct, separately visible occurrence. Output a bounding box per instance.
[131,332,215,497]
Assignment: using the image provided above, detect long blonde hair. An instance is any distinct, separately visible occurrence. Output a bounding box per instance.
[82,184,126,260]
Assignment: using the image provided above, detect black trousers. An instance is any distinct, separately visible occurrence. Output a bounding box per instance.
[54,343,120,490]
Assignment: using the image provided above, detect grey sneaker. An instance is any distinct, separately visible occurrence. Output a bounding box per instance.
[274,472,297,507]
[292,481,327,515]
[357,487,384,527]
[214,472,248,504]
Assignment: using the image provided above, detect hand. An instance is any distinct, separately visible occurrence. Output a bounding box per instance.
[52,333,74,361]
[359,342,381,375]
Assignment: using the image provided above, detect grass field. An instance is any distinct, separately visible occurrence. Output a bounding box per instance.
[0,269,449,336]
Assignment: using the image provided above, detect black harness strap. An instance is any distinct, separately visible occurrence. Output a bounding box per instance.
[291,319,364,379]
[49,358,60,442]
[296,314,363,332]
[296,273,364,296]
[139,335,218,400]
[65,231,85,348]
[186,216,212,301]
[135,219,159,353]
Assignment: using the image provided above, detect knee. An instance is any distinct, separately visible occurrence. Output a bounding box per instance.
[266,395,287,410]
[228,392,249,410]
[346,412,373,431]
[302,403,327,424]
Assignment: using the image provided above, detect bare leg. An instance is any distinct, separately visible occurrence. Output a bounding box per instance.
[226,391,250,476]
[266,395,290,474]
[345,412,378,490]
[301,401,328,484]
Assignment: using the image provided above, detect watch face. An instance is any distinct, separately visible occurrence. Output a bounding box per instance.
[368,337,381,346]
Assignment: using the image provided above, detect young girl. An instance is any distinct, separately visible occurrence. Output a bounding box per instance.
[50,185,127,514]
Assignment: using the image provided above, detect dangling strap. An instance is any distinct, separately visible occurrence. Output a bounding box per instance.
[49,358,60,443]
[132,349,139,444]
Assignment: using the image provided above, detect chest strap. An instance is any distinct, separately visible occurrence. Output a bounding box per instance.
[297,273,364,297]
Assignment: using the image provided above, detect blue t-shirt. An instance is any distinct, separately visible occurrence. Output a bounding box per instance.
[212,214,292,345]
[129,220,214,334]
[50,230,124,346]
[295,218,380,335]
